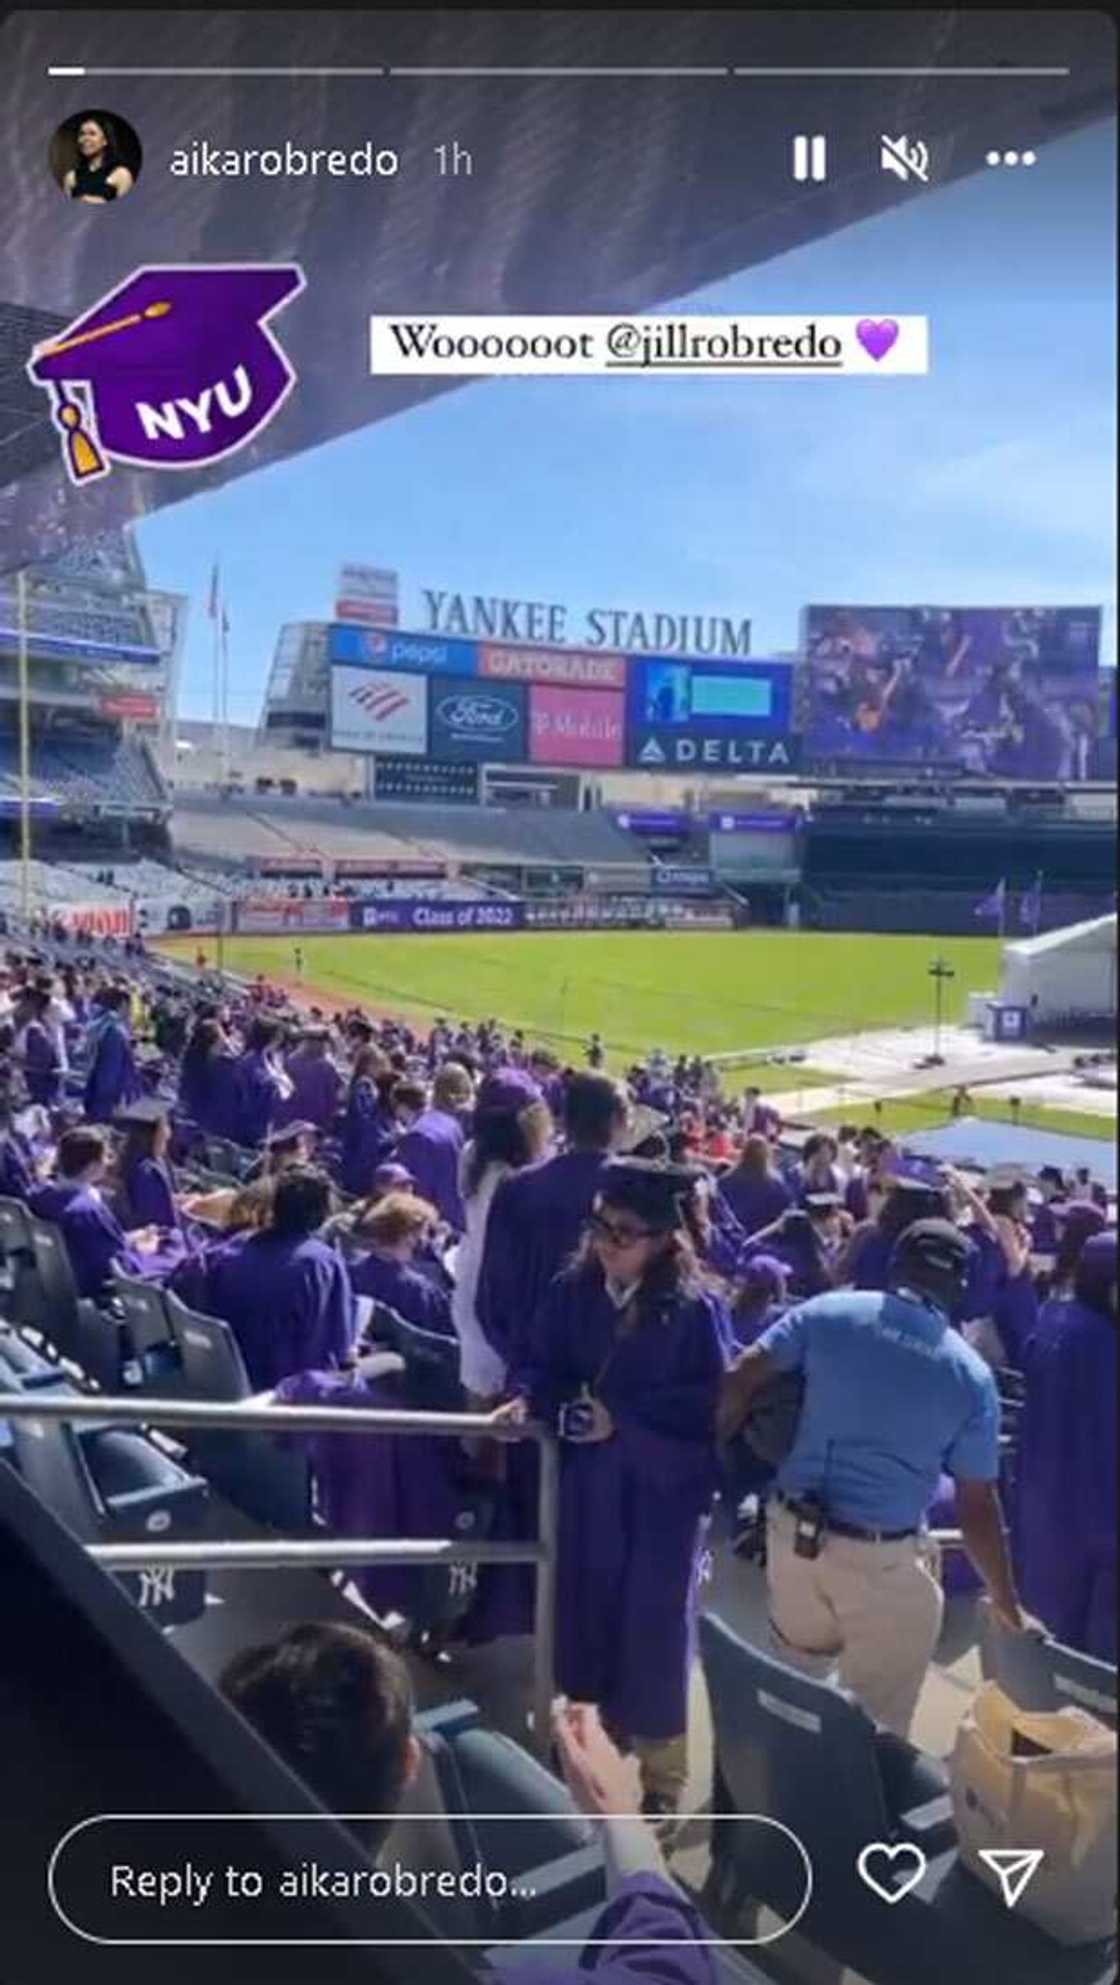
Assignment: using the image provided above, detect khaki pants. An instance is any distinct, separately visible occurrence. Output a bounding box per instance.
[765,1502,944,1738]
[632,1734,689,1806]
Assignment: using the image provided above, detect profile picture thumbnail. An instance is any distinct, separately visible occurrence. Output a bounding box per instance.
[50,110,142,205]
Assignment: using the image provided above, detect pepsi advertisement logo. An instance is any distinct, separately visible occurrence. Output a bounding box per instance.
[430,674,527,759]
[328,622,478,676]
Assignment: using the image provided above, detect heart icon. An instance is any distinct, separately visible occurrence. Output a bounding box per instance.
[856,318,900,362]
[856,1841,928,1905]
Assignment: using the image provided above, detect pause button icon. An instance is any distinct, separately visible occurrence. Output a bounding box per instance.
[791,134,828,182]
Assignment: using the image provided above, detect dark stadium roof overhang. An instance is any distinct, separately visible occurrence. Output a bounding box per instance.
[0,8,1113,575]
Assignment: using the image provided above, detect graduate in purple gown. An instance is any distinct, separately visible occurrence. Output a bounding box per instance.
[1031,1167,1068,1256]
[30,1125,163,1300]
[717,1133,792,1240]
[730,1253,790,1349]
[196,1166,355,1390]
[1014,1231,1117,1660]
[842,1176,950,1290]
[348,1190,454,1338]
[742,1086,781,1140]
[0,1082,37,1202]
[82,985,142,1122]
[393,1061,474,1233]
[177,1015,240,1139]
[17,988,64,1108]
[478,1072,629,1375]
[791,1132,844,1205]
[338,1049,396,1197]
[497,1160,729,1818]
[115,1096,184,1233]
[230,1016,292,1149]
[276,1027,344,1133]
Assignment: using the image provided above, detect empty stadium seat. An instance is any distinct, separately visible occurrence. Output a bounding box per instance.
[698,1611,1113,1985]
[416,1698,604,1940]
[0,1195,39,1330]
[0,1326,61,1391]
[3,1398,208,1628]
[978,1598,1117,1728]
[165,1293,253,1400]
[164,1293,311,1532]
[364,1300,464,1412]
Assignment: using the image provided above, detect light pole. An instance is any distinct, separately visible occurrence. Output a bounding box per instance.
[928,957,956,1066]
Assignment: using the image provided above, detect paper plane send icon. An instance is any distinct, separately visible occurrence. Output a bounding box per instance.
[978,1849,1045,1909]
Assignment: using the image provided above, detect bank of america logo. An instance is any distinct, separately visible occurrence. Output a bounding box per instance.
[351,682,410,722]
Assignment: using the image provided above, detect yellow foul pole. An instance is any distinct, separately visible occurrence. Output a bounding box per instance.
[17,568,32,921]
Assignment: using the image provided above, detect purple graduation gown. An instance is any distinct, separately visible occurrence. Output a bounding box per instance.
[231,1049,287,1150]
[394,1108,466,1231]
[477,1150,610,1371]
[83,1017,142,1122]
[178,1050,240,1139]
[703,1191,749,1282]
[349,1247,455,1337]
[120,1153,181,1233]
[199,1229,355,1389]
[29,1179,146,1301]
[337,1078,395,1197]
[499,1873,716,1984]
[718,1170,791,1238]
[22,1020,64,1108]
[0,1131,35,1203]
[276,1050,343,1133]
[520,1268,728,1740]
[1014,1296,1117,1660]
[272,1364,472,1617]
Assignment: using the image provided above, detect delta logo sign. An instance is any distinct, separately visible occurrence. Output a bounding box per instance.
[27,264,304,484]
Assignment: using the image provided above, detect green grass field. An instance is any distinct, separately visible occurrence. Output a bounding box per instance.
[161,928,1002,1063]
[814,1091,1114,1145]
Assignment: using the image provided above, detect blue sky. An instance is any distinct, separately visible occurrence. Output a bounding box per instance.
[135,120,1117,725]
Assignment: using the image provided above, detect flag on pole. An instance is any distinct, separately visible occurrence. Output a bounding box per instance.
[974,878,1007,922]
[221,605,230,639]
[207,561,221,619]
[1020,873,1043,933]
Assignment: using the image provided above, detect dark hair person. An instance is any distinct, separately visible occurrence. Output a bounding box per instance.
[63,113,135,202]
[494,1160,729,1821]
[190,1165,354,1390]
[178,1014,239,1139]
[718,1131,792,1238]
[221,1624,417,1853]
[455,1068,552,1400]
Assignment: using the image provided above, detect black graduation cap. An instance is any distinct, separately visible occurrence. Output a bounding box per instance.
[804,1189,843,1214]
[597,1158,701,1233]
[267,1119,317,1149]
[113,1096,170,1129]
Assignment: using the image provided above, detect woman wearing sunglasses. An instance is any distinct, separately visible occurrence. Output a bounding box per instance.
[493,1159,731,1822]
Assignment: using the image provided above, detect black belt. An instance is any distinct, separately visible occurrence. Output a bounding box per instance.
[775,1493,917,1545]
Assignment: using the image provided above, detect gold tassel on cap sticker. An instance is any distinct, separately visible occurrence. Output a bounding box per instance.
[47,384,106,480]
[34,301,171,483]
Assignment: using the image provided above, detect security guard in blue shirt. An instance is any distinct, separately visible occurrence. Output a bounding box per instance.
[718,1219,1028,1736]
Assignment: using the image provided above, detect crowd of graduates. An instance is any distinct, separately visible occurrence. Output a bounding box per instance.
[0,941,1115,1827]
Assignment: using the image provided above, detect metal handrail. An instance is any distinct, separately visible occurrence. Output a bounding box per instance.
[0,1390,558,1745]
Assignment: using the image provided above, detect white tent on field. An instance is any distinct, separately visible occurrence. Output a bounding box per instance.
[1000,913,1117,1024]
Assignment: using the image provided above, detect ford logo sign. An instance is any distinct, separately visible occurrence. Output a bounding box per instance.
[437,694,518,734]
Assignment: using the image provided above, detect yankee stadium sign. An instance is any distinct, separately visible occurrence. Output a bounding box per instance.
[421,590,751,658]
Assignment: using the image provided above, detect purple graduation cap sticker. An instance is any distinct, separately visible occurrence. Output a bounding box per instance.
[26,263,305,486]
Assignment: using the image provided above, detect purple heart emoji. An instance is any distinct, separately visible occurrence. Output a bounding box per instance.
[856,318,899,362]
